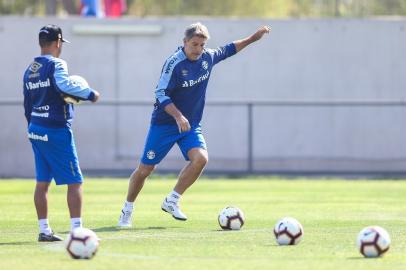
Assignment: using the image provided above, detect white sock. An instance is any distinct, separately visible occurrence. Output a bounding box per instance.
[38,218,52,235]
[123,201,134,213]
[71,217,82,231]
[167,190,181,204]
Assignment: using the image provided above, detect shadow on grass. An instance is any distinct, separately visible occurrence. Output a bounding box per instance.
[91,226,180,232]
[0,241,37,246]
[262,243,284,247]
[347,256,379,260]
[59,226,181,234]
[211,229,247,232]
[60,226,121,234]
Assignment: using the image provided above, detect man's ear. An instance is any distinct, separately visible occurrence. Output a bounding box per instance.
[56,39,62,48]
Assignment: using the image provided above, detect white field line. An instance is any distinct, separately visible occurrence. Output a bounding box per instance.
[41,245,270,262]
[39,228,275,260]
[102,228,273,241]
[101,252,269,261]
[40,242,160,260]
[101,252,160,260]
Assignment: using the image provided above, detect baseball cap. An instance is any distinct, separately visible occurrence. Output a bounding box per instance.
[39,24,70,43]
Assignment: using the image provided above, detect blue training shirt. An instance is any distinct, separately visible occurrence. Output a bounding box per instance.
[23,55,96,128]
[151,43,237,125]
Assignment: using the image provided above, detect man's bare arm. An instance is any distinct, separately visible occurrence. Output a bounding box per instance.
[164,103,191,133]
[234,26,271,53]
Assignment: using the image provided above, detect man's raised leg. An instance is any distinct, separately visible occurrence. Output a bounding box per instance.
[162,148,208,221]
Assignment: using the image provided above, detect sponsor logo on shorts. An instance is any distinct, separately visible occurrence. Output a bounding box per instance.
[28,132,48,141]
[146,150,155,160]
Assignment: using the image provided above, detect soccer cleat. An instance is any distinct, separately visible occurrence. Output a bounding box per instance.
[38,231,63,242]
[117,209,133,228]
[161,198,187,221]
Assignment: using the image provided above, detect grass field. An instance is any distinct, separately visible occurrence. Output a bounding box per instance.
[1,177,406,270]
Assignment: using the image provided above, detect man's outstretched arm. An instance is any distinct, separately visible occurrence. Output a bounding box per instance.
[233,26,271,53]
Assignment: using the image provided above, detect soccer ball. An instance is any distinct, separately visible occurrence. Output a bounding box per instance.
[65,227,99,259]
[218,206,245,230]
[70,75,89,88]
[63,75,89,104]
[357,226,391,258]
[273,217,304,245]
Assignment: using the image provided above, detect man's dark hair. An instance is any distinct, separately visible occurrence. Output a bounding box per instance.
[39,38,54,48]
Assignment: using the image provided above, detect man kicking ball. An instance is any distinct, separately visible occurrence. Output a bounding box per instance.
[118,22,271,226]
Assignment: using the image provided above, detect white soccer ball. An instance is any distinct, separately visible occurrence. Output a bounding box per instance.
[357,226,391,258]
[69,75,89,88]
[65,227,99,259]
[218,206,245,230]
[273,217,304,245]
[63,75,89,104]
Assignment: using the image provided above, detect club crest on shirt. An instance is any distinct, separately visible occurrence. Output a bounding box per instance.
[29,61,42,73]
[202,61,208,70]
[181,69,188,77]
[146,150,155,160]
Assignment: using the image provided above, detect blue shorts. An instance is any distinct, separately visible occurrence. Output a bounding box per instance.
[141,124,207,165]
[28,123,83,185]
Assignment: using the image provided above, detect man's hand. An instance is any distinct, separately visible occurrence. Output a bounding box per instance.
[250,25,272,42]
[234,25,272,52]
[92,90,100,103]
[175,114,191,133]
[164,103,191,133]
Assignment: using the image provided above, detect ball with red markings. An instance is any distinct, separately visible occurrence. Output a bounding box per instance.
[218,206,245,230]
[65,227,99,259]
[357,226,390,258]
[273,217,303,245]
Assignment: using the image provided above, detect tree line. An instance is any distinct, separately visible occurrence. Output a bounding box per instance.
[1,0,406,17]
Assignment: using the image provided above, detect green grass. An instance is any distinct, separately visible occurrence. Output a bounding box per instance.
[1,177,406,270]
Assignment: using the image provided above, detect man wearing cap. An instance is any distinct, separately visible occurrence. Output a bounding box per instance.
[23,24,100,241]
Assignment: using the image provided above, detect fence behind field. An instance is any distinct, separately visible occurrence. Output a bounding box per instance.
[1,17,406,177]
